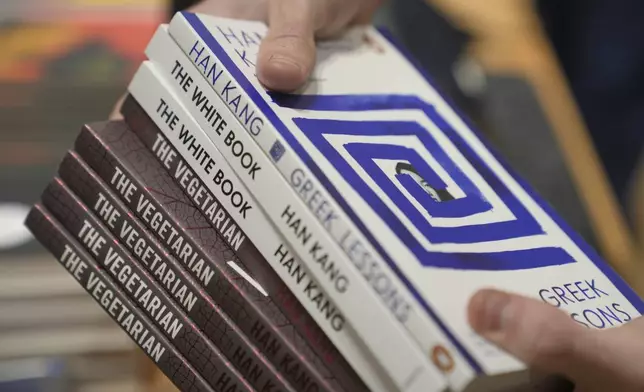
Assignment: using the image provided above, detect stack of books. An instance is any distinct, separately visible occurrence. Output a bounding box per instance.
[25,11,644,392]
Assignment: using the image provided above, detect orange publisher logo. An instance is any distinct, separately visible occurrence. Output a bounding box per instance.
[431,345,455,373]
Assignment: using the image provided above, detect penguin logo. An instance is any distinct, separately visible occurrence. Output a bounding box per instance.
[431,345,455,373]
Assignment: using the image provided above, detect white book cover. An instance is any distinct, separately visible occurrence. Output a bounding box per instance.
[129,57,438,392]
[167,10,644,388]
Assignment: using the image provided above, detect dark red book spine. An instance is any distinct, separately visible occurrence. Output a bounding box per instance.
[24,204,215,392]
[42,178,292,392]
[61,120,346,392]
[38,179,253,392]
[121,95,366,392]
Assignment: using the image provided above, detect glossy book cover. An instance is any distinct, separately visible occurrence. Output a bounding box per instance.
[167,11,644,382]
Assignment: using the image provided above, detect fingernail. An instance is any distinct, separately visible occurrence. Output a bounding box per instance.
[268,54,302,73]
[260,54,306,92]
[474,290,512,333]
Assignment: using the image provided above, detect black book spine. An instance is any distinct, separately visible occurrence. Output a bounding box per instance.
[24,204,215,392]
[121,95,365,392]
[63,120,340,392]
[42,178,291,392]
[39,179,253,392]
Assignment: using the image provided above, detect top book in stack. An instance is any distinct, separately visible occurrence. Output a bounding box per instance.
[135,11,643,392]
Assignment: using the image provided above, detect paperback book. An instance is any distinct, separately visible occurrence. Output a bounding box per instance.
[22,10,643,392]
[69,120,364,392]
[159,11,644,391]
[25,204,215,392]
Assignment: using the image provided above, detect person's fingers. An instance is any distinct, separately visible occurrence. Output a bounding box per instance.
[467,289,589,377]
[189,0,267,20]
[468,289,644,391]
[312,0,361,38]
[108,0,268,119]
[257,0,317,92]
[257,0,383,91]
[571,316,644,391]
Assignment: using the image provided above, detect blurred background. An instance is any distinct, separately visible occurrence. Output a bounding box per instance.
[0,0,642,391]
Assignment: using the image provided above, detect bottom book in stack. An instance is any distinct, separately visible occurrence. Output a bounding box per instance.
[25,119,370,392]
[25,204,218,392]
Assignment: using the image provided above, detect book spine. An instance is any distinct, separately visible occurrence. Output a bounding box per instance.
[166,15,472,389]
[120,95,367,392]
[123,62,387,392]
[39,179,253,392]
[24,204,216,392]
[128,53,445,392]
[42,177,293,392]
[64,122,347,392]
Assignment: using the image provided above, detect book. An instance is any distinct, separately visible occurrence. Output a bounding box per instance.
[126,58,424,391]
[0,258,87,300]
[163,11,644,391]
[163,14,472,390]
[0,357,67,392]
[40,176,260,392]
[0,296,107,329]
[0,326,132,360]
[66,120,364,392]
[41,174,289,391]
[22,10,644,392]
[119,92,372,392]
[24,204,215,392]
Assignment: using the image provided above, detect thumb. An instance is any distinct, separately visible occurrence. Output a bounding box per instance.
[467,289,588,377]
[257,0,316,92]
[468,289,644,391]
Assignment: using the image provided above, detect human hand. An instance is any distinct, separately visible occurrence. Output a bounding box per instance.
[109,0,382,119]
[468,289,644,392]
